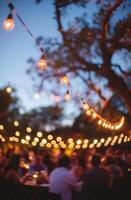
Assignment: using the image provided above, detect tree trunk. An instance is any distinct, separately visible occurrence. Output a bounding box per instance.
[104,69,131,114]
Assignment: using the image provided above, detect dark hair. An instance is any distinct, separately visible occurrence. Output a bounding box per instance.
[91,154,101,167]
[59,156,71,168]
[6,154,20,171]
[106,156,115,165]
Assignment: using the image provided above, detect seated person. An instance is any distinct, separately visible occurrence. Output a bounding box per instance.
[29,154,48,172]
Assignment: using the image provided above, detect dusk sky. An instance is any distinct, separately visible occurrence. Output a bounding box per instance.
[0,0,130,118]
[0,0,99,124]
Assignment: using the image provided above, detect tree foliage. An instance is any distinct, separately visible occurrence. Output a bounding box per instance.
[28,0,131,117]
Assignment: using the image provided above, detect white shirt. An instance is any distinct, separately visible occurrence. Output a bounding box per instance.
[49,167,80,200]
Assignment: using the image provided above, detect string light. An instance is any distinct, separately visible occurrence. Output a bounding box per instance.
[6,86,12,94]
[26,127,32,133]
[64,89,71,101]
[0,125,4,130]
[60,75,69,85]
[47,135,53,140]
[37,54,47,70]
[2,1,126,132]
[3,14,15,31]
[25,135,31,140]
[37,131,43,138]
[15,131,20,137]
[13,120,19,126]
[82,99,125,130]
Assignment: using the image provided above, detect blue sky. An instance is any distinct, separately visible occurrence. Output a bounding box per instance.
[0,0,130,119]
[0,0,98,116]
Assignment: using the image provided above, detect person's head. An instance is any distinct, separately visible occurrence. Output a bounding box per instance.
[58,156,71,169]
[35,154,43,165]
[7,154,20,171]
[106,156,115,166]
[91,154,101,167]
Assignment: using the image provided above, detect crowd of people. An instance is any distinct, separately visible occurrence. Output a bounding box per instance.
[0,145,130,200]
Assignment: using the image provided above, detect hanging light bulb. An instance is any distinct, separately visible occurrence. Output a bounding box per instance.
[82,100,89,110]
[64,89,71,101]
[37,54,47,70]
[3,14,15,31]
[60,75,69,85]
[6,86,12,94]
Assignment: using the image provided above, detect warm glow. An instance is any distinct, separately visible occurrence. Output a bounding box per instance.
[15,131,20,137]
[34,137,39,143]
[14,120,19,126]
[3,15,15,31]
[54,143,59,148]
[37,56,47,70]
[100,138,105,143]
[96,142,101,148]
[6,86,12,94]
[82,102,89,110]
[48,135,53,140]
[42,138,47,144]
[60,75,69,85]
[68,138,73,143]
[21,139,25,144]
[76,139,82,145]
[75,144,80,149]
[1,138,5,142]
[37,131,43,138]
[25,135,31,141]
[0,125,4,130]
[89,143,94,148]
[64,90,71,101]
[56,136,62,142]
[51,140,56,145]
[82,144,88,149]
[98,119,102,125]
[32,141,37,146]
[86,110,91,116]
[93,139,98,144]
[26,127,32,133]
[84,139,89,144]
[46,143,52,148]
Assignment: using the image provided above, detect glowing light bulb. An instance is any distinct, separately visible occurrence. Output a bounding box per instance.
[48,135,53,140]
[34,137,39,142]
[82,101,89,110]
[14,120,19,126]
[37,55,47,70]
[56,137,62,142]
[98,119,102,125]
[0,125,4,130]
[26,127,32,133]
[64,90,71,101]
[3,14,15,31]
[42,139,47,144]
[76,139,82,145]
[93,139,98,144]
[25,135,31,140]
[60,75,69,85]
[15,131,20,137]
[6,86,12,94]
[37,131,42,138]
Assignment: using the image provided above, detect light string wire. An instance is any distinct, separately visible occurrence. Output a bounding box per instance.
[0,121,130,148]
[3,0,125,130]
[4,0,45,53]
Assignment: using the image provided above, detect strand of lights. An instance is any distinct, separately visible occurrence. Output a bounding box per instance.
[2,1,126,127]
[0,121,130,149]
[3,0,47,70]
[81,99,125,130]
